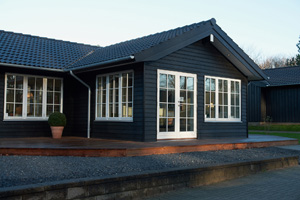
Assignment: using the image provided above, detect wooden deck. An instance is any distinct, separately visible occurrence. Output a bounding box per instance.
[0,135,298,157]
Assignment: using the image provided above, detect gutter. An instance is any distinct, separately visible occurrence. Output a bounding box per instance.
[64,56,135,72]
[0,62,64,72]
[70,71,91,138]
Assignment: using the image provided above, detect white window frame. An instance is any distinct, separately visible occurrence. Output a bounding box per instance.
[95,70,134,122]
[204,75,241,122]
[4,73,63,121]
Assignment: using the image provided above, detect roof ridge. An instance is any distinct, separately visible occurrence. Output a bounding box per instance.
[0,29,100,48]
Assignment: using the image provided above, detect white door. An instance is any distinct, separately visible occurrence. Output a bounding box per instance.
[157,70,197,139]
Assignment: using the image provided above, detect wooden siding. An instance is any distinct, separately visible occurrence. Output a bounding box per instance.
[265,85,300,122]
[144,40,248,141]
[73,63,145,141]
[0,68,65,138]
[247,83,262,122]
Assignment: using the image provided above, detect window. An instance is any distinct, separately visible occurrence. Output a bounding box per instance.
[96,71,133,121]
[205,76,241,122]
[4,74,63,120]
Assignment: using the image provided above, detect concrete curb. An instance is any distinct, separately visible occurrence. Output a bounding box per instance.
[0,156,298,200]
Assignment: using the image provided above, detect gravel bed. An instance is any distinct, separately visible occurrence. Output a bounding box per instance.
[0,147,299,188]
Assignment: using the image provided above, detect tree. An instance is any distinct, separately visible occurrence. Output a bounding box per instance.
[285,36,300,66]
[296,36,300,65]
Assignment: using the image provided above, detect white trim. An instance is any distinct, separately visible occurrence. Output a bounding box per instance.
[3,73,63,121]
[157,69,197,140]
[95,70,134,122]
[204,75,241,122]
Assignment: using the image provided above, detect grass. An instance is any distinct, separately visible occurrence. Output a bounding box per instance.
[249,125,300,132]
[250,131,300,144]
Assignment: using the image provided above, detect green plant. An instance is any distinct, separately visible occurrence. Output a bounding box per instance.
[48,112,66,127]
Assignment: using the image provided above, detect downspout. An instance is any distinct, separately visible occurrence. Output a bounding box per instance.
[70,71,91,138]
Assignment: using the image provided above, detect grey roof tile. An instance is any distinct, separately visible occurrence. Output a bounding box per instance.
[263,66,300,86]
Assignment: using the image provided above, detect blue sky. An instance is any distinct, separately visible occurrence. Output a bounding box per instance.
[0,0,299,60]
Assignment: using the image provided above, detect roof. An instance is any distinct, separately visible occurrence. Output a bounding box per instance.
[0,30,99,70]
[0,19,266,81]
[262,66,300,86]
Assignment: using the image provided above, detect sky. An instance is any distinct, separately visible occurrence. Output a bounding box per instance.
[0,0,299,61]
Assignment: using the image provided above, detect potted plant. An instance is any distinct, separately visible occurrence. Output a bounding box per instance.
[48,112,66,139]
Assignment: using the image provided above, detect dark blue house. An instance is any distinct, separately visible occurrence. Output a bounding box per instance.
[0,18,266,141]
[248,66,300,123]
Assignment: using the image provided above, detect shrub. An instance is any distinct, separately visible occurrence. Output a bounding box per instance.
[48,112,66,127]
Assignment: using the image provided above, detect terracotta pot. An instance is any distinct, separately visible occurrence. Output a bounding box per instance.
[50,126,64,139]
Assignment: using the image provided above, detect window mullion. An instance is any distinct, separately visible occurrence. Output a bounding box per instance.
[118,74,122,118]
[42,78,47,118]
[106,76,109,118]
[216,78,219,119]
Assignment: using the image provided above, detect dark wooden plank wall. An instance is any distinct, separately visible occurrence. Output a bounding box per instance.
[247,83,262,122]
[265,85,300,122]
[0,68,65,138]
[144,40,248,141]
[73,63,145,141]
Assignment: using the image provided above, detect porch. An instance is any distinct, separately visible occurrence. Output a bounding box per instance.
[0,134,297,157]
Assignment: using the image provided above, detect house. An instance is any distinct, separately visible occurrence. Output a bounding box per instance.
[0,18,266,141]
[248,66,300,123]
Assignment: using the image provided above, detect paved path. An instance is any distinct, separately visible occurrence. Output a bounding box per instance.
[145,166,300,200]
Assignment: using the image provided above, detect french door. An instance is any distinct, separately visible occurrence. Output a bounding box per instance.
[157,70,197,139]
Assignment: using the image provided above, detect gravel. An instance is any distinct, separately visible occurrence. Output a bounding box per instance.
[0,147,299,188]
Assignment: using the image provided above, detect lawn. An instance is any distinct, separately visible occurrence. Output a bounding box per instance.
[249,124,300,132]
[250,131,300,144]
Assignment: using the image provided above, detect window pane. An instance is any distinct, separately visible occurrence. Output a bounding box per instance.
[28,91,34,103]
[187,91,193,103]
[224,106,228,118]
[224,93,228,105]
[187,119,194,131]
[159,118,166,132]
[231,107,235,118]
[211,106,215,118]
[16,76,23,89]
[236,94,239,106]
[128,88,132,102]
[128,103,133,117]
[160,74,167,88]
[55,79,61,91]
[36,78,43,90]
[205,92,210,104]
[205,105,210,118]
[187,105,193,117]
[122,103,127,117]
[109,75,113,89]
[47,79,53,91]
[36,91,43,103]
[180,76,186,89]
[231,94,235,106]
[7,75,15,88]
[168,118,175,132]
[219,106,223,118]
[160,89,167,102]
[54,92,60,104]
[236,107,240,118]
[97,104,101,118]
[180,104,186,117]
[235,82,239,93]
[114,75,119,88]
[159,103,167,117]
[218,80,222,92]
[187,77,194,90]
[205,78,210,91]
[6,89,14,102]
[27,104,34,116]
[115,89,119,103]
[47,92,53,104]
[168,90,175,103]
[231,81,234,92]
[102,104,106,117]
[128,73,133,87]
[28,77,35,90]
[6,103,14,116]
[122,73,128,87]
[54,105,60,112]
[15,104,22,116]
[102,77,106,89]
[224,80,228,91]
[168,75,175,89]
[102,90,106,103]
[114,104,119,117]
[122,88,127,102]
[168,104,175,117]
[180,119,186,132]
[109,89,113,103]
[211,79,215,91]
[180,91,186,103]
[35,104,42,117]
[98,77,102,88]
[109,104,113,117]
[211,92,215,104]
[47,105,53,116]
